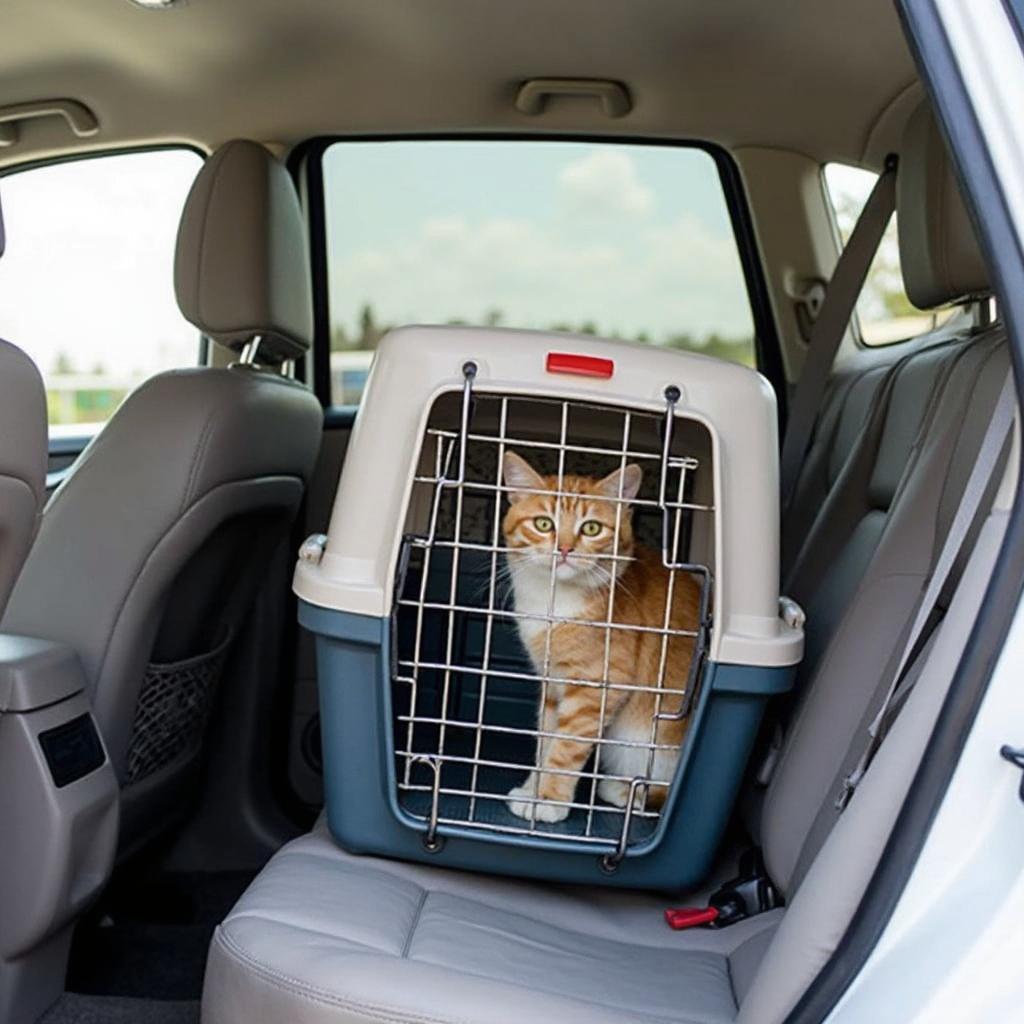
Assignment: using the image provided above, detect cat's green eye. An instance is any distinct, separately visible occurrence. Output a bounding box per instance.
[533,515,555,533]
[580,520,603,537]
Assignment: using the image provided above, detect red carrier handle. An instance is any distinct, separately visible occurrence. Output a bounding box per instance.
[545,352,615,379]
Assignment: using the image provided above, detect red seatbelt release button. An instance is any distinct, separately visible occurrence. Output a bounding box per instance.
[545,352,614,379]
[664,906,720,930]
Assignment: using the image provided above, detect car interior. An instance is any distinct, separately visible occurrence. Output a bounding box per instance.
[0,2,1016,1024]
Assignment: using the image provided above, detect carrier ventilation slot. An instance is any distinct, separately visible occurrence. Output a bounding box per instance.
[391,363,714,863]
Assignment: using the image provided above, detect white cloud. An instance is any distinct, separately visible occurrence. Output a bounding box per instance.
[332,207,753,342]
[557,149,653,220]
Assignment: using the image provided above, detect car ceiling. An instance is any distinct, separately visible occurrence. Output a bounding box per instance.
[1,0,918,168]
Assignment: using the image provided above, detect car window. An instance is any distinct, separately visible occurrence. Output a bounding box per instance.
[823,163,953,346]
[0,148,203,435]
[322,141,756,405]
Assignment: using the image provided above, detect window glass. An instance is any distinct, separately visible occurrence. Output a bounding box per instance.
[0,149,203,434]
[323,141,756,404]
[824,163,953,346]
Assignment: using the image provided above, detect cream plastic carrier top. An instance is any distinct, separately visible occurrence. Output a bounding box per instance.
[294,325,802,669]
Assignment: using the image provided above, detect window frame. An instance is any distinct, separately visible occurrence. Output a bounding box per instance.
[293,134,785,421]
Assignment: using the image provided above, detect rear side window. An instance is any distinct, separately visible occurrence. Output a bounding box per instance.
[0,148,203,434]
[823,163,953,346]
[322,141,756,405]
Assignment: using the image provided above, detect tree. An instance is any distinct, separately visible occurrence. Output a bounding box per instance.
[330,324,349,352]
[358,303,380,350]
[53,351,75,375]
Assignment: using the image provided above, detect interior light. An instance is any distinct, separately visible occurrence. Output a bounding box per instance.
[125,0,184,10]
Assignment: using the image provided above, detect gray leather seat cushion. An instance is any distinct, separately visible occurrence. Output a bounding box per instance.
[203,826,780,1024]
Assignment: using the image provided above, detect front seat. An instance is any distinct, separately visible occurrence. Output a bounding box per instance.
[1,140,323,857]
[0,188,47,616]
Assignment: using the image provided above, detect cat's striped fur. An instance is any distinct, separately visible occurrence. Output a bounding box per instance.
[501,451,701,823]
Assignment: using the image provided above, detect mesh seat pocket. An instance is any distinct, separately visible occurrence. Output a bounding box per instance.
[125,629,233,785]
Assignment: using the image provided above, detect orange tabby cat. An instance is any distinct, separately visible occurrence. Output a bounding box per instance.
[501,450,701,823]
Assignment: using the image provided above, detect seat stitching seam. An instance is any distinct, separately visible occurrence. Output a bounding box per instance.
[179,409,218,515]
[215,928,479,1024]
[215,927,692,1024]
[725,951,739,1011]
[258,843,720,954]
[257,849,686,953]
[402,890,428,959]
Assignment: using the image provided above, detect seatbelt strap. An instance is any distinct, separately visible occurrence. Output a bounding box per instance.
[780,156,898,511]
[836,371,1016,811]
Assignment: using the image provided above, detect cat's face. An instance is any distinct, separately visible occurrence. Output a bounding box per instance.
[501,451,642,590]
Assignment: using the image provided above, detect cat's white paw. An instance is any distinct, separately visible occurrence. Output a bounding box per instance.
[597,777,631,808]
[506,783,570,823]
[598,777,657,811]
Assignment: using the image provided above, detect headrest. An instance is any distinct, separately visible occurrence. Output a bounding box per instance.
[898,102,989,309]
[174,140,313,363]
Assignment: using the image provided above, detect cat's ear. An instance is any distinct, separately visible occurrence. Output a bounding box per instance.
[503,451,545,503]
[597,463,643,502]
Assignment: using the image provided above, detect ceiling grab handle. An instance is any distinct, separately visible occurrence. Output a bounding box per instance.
[0,99,100,148]
[515,79,632,119]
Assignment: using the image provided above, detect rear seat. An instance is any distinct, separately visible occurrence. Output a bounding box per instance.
[762,326,1006,891]
[744,326,990,829]
[201,102,1010,1024]
[784,330,984,682]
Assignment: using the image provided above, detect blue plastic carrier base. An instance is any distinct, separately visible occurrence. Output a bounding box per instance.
[301,600,795,891]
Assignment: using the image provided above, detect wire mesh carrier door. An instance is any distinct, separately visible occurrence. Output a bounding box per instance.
[393,361,714,867]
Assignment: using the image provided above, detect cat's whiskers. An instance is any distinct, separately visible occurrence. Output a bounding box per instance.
[480,555,532,606]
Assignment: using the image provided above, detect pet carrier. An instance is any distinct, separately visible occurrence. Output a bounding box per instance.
[295,326,803,889]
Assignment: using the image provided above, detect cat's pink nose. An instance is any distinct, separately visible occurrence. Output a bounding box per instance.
[558,545,574,560]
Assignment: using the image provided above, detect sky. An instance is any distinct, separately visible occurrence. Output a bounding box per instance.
[0,141,886,391]
[324,141,757,345]
[0,149,201,383]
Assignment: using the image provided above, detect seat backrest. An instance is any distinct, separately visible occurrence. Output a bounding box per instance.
[784,333,974,675]
[1,141,323,856]
[0,192,47,617]
[761,99,996,898]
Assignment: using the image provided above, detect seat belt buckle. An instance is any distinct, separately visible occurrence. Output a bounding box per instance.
[664,850,781,930]
[665,906,720,930]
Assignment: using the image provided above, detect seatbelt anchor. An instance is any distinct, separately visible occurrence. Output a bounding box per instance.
[665,850,781,930]
[665,906,720,930]
[835,761,866,812]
